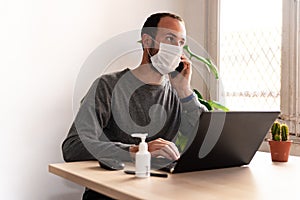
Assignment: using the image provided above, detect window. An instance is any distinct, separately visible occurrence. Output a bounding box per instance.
[205,0,300,135]
[219,0,282,111]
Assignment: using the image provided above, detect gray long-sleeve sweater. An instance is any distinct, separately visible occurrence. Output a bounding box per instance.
[62,68,206,162]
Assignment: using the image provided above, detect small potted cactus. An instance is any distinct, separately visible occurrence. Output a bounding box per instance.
[268,122,293,162]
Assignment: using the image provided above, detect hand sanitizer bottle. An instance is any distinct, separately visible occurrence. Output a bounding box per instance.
[131,133,151,178]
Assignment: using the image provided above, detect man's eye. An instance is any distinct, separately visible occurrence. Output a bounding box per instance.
[166,36,174,42]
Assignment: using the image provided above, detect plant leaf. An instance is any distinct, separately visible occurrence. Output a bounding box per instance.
[199,98,213,111]
[183,45,219,79]
[204,58,219,79]
[175,131,188,153]
[208,100,229,111]
[193,89,204,99]
[193,89,213,110]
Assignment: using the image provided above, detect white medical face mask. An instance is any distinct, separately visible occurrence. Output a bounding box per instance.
[149,43,183,75]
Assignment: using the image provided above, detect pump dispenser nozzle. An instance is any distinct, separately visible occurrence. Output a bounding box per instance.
[132,133,148,152]
[131,133,151,178]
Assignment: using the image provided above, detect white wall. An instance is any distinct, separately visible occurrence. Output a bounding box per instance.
[0,0,204,199]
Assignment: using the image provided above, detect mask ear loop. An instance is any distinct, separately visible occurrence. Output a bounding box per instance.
[146,47,153,64]
[146,38,157,63]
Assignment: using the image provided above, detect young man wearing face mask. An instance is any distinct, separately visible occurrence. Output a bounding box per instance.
[62,12,207,200]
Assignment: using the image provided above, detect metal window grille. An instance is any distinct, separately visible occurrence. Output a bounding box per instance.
[219,0,282,111]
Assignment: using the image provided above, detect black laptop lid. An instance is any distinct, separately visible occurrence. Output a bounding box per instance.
[172,111,280,173]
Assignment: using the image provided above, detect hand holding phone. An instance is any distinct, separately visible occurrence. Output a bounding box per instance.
[168,54,193,98]
[170,62,184,78]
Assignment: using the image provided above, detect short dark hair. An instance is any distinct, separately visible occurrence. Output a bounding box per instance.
[141,12,184,39]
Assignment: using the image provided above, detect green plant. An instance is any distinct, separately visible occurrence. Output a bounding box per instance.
[175,131,188,153]
[183,45,218,79]
[175,45,229,151]
[271,122,289,141]
[183,45,229,111]
[193,88,229,111]
[271,122,281,141]
[281,124,289,141]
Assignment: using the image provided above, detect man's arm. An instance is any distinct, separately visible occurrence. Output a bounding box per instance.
[62,123,95,162]
[62,78,132,162]
[169,54,208,151]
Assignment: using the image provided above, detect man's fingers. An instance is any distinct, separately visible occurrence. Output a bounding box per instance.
[168,142,180,158]
[147,138,180,160]
[160,146,178,160]
[148,142,180,160]
[151,149,173,160]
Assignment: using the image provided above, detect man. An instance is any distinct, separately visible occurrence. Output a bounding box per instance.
[62,12,207,200]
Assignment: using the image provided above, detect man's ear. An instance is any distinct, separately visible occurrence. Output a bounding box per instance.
[142,34,153,48]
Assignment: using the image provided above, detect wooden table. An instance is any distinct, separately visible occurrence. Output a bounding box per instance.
[49,152,300,200]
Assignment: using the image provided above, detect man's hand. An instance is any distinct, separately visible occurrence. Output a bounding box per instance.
[148,138,180,160]
[169,54,193,98]
[129,138,180,160]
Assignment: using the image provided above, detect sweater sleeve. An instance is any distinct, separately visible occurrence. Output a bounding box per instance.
[180,93,208,127]
[175,92,208,152]
[62,78,132,162]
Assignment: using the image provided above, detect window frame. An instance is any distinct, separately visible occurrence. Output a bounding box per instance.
[280,0,300,136]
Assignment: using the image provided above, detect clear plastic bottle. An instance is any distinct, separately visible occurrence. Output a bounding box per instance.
[132,133,151,178]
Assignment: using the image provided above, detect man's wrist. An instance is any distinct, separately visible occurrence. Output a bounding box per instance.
[180,92,196,103]
[177,88,193,98]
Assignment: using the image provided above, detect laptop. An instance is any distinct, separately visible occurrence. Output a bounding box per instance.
[152,111,280,173]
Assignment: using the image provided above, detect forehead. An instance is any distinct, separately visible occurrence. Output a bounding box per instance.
[156,16,186,39]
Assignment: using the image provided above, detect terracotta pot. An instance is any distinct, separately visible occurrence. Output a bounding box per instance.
[268,140,292,162]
